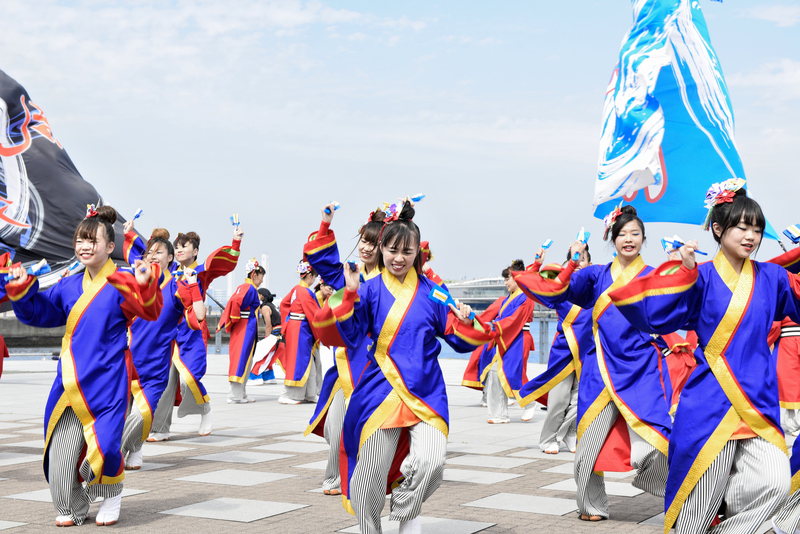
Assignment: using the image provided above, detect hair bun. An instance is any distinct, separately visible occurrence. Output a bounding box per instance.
[510,259,525,271]
[370,210,386,223]
[151,228,170,240]
[96,205,117,225]
[620,205,638,216]
[398,203,415,221]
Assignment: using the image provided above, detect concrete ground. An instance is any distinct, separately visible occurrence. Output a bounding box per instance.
[0,355,779,533]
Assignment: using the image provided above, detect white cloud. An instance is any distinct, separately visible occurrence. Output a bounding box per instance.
[728,59,800,101]
[387,35,401,46]
[478,37,500,46]
[740,4,800,27]
[347,32,367,41]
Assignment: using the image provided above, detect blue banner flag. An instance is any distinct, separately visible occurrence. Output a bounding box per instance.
[593,0,777,239]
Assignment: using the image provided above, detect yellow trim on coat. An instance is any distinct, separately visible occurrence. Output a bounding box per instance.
[518,363,575,408]
[593,256,669,457]
[577,389,612,442]
[562,305,583,380]
[130,379,154,441]
[663,407,741,533]
[172,344,210,404]
[305,378,344,436]
[374,269,449,439]
[62,259,125,486]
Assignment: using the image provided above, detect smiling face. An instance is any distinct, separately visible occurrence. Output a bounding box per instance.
[145,242,173,273]
[714,217,762,261]
[358,235,378,265]
[614,220,644,262]
[74,225,114,271]
[380,235,419,279]
[174,241,198,266]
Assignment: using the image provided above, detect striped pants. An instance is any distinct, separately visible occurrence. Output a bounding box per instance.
[675,437,789,534]
[486,367,508,420]
[350,422,446,534]
[322,389,346,491]
[773,485,800,534]
[574,402,667,518]
[539,372,578,450]
[120,398,144,456]
[48,408,122,524]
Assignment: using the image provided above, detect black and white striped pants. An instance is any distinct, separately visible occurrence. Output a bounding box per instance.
[574,401,667,518]
[675,436,789,534]
[120,397,144,457]
[539,371,578,450]
[773,484,800,534]
[322,389,346,491]
[350,422,446,534]
[48,408,123,524]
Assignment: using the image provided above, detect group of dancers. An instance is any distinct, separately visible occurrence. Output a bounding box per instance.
[1,179,800,534]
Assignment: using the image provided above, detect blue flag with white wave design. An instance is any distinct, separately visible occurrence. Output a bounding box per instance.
[592,0,778,239]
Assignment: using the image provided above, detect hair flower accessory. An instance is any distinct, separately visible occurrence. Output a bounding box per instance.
[297,260,312,276]
[602,203,623,241]
[85,204,98,218]
[245,258,259,272]
[702,178,746,230]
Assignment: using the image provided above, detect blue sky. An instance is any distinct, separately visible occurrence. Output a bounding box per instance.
[1,0,798,295]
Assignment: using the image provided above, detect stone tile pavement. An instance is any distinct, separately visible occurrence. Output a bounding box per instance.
[0,356,778,533]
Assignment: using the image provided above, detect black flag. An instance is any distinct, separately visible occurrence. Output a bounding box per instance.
[0,69,132,286]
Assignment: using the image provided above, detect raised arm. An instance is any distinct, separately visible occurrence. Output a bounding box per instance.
[303,213,345,291]
[513,259,599,309]
[175,279,205,330]
[197,229,242,288]
[123,229,146,265]
[609,260,701,335]
[109,262,164,322]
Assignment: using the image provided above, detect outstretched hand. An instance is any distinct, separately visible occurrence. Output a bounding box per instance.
[569,241,586,261]
[322,203,337,224]
[123,219,135,234]
[233,227,244,241]
[344,261,361,292]
[133,259,152,285]
[679,240,698,270]
[6,265,28,287]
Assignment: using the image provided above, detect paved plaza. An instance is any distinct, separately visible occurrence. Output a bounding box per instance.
[0,355,779,533]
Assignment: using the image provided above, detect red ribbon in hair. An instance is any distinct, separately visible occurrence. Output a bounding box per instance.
[85,204,98,218]
[714,190,736,205]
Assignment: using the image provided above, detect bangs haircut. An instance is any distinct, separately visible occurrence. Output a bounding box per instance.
[709,189,766,245]
[360,221,383,246]
[146,237,174,261]
[378,220,423,274]
[73,205,116,246]
[174,231,200,250]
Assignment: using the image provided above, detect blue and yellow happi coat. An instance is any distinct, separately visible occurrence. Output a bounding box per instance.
[518,299,592,408]
[609,253,800,533]
[302,220,378,436]
[6,259,162,486]
[513,256,671,468]
[129,271,202,439]
[315,268,492,514]
[172,240,240,404]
